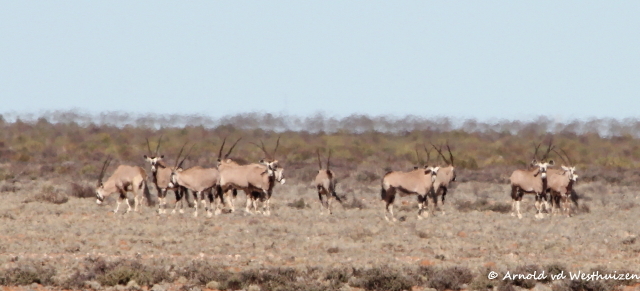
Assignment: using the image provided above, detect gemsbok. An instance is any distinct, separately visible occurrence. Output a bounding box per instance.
[95,156,152,214]
[314,149,341,215]
[547,148,578,217]
[168,144,222,218]
[509,143,555,219]
[380,149,439,221]
[430,142,457,215]
[219,137,285,215]
[143,137,188,215]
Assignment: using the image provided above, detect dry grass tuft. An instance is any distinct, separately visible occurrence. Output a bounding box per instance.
[28,185,68,204]
[351,266,414,291]
[427,266,473,291]
[456,198,511,213]
[70,182,95,198]
[286,198,308,209]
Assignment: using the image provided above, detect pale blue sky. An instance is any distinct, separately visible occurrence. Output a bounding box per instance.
[1,1,639,121]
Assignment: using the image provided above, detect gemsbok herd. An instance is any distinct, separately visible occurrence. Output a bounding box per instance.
[94,138,578,221]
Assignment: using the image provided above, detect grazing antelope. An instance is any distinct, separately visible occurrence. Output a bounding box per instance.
[143,137,188,215]
[95,157,152,214]
[168,144,222,218]
[430,142,457,215]
[509,143,555,219]
[547,149,578,217]
[314,149,341,215]
[380,148,439,221]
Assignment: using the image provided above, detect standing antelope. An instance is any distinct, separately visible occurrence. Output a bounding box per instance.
[547,149,578,217]
[219,137,285,215]
[430,142,457,215]
[95,157,152,214]
[509,143,555,219]
[380,147,439,221]
[314,149,341,215]
[168,144,222,218]
[143,137,188,215]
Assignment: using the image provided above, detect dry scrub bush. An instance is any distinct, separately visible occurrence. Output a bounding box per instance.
[0,261,56,286]
[63,257,168,289]
[350,265,414,291]
[70,182,95,198]
[456,199,511,213]
[286,198,308,209]
[426,266,473,291]
[27,185,68,204]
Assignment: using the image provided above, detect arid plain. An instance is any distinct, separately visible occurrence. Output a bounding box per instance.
[1,176,639,291]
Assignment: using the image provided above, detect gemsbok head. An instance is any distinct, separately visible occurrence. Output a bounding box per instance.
[509,142,555,219]
[314,148,341,215]
[95,156,151,214]
[143,136,188,215]
[251,136,286,185]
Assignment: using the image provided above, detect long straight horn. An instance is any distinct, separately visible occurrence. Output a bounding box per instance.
[423,145,432,165]
[273,136,281,159]
[225,137,242,159]
[541,139,555,161]
[446,142,454,166]
[178,144,196,169]
[217,137,228,160]
[174,143,187,169]
[146,138,153,155]
[431,143,449,165]
[532,142,542,161]
[415,148,423,166]
[98,156,112,184]
[559,148,574,165]
[317,149,323,170]
[250,141,271,159]
[552,149,569,165]
[155,135,163,156]
[327,149,331,170]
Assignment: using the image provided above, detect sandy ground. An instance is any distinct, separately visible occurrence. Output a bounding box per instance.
[1,179,640,288]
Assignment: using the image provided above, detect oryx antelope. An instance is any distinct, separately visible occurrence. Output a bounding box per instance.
[95,157,152,214]
[430,142,457,215]
[380,149,439,221]
[168,144,222,218]
[143,137,188,215]
[547,148,578,217]
[219,137,285,216]
[314,149,341,215]
[509,143,555,219]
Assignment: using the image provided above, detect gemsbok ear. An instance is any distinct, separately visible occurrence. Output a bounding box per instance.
[160,155,164,159]
[143,155,148,159]
[547,160,555,166]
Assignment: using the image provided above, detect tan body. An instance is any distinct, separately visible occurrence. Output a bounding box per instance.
[509,160,553,219]
[145,158,188,215]
[96,165,151,214]
[380,166,438,221]
[170,166,222,217]
[431,165,456,215]
[547,167,577,217]
[219,161,285,215]
[315,169,340,215]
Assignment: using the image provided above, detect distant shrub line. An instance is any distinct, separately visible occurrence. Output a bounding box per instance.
[3,111,640,185]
